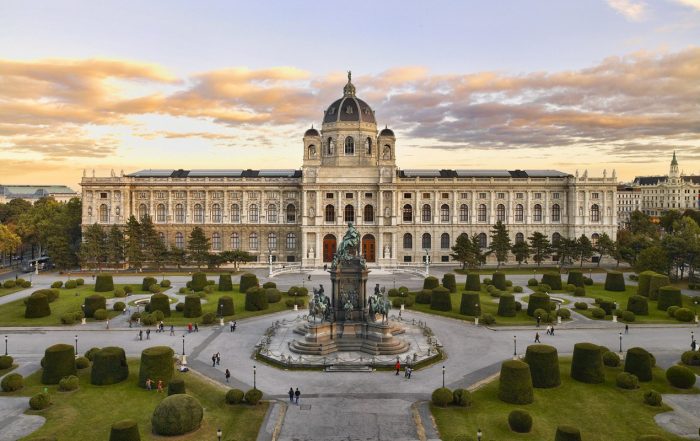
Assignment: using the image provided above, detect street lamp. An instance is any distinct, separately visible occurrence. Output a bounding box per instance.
[4,335,7,356]
[74,334,78,355]
[513,335,517,357]
[619,332,623,354]
[692,331,695,345]
[253,364,257,390]
[441,365,445,388]
[182,335,186,356]
[217,428,222,441]
[477,428,482,441]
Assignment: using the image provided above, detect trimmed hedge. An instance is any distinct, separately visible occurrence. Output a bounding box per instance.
[555,425,582,441]
[649,274,670,300]
[492,272,507,290]
[1,373,23,392]
[508,409,533,433]
[218,274,233,291]
[91,346,129,385]
[624,347,653,382]
[604,271,625,291]
[149,293,171,317]
[627,295,649,316]
[225,388,245,404]
[567,271,584,287]
[141,277,157,291]
[423,276,439,290]
[151,394,203,436]
[84,294,107,318]
[666,365,696,389]
[25,292,51,318]
[29,392,51,410]
[527,293,551,317]
[218,296,234,316]
[430,286,452,311]
[674,307,694,322]
[245,287,268,311]
[541,272,562,290]
[94,274,114,292]
[183,295,202,318]
[591,307,605,319]
[460,292,481,316]
[524,344,560,388]
[497,294,517,317]
[76,356,90,369]
[245,388,263,405]
[616,372,640,389]
[452,388,471,407]
[682,351,700,366]
[138,346,174,388]
[644,390,663,407]
[190,272,207,292]
[201,312,216,324]
[239,273,259,293]
[109,419,141,441]
[265,288,282,303]
[637,271,655,297]
[0,355,13,369]
[657,286,682,311]
[167,378,186,395]
[442,274,457,293]
[42,344,76,385]
[465,273,481,291]
[431,387,453,407]
[59,375,79,391]
[498,360,534,404]
[603,351,621,367]
[415,289,432,304]
[571,342,604,384]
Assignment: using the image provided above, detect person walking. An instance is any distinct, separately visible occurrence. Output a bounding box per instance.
[692,340,697,351]
[294,388,300,404]
[288,387,294,402]
[169,325,175,336]
[625,324,629,334]
[535,332,541,343]
[406,366,412,379]
[216,353,221,366]
[146,329,151,340]
[230,320,235,332]
[145,378,153,391]
[194,323,199,332]
[139,330,143,341]
[395,360,401,376]
[188,323,193,333]
[225,369,231,383]
[233,321,237,332]
[157,379,163,392]
[550,326,555,336]
[212,354,217,367]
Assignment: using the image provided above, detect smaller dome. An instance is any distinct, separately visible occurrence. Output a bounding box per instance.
[304,127,319,137]
[380,127,395,137]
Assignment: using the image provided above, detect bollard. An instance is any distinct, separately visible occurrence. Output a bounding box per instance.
[557,316,562,325]
[219,318,224,326]
[612,315,618,323]
[474,317,479,326]
[81,318,86,325]
[294,304,298,311]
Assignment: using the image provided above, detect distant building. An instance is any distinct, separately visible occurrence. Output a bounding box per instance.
[616,185,641,228]
[0,185,79,204]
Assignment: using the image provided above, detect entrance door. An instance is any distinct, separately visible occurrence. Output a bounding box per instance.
[323,234,337,263]
[362,234,376,262]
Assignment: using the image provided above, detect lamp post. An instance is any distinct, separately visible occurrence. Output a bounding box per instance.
[253,364,257,390]
[477,428,482,441]
[217,428,222,441]
[441,365,445,388]
[424,248,430,276]
[4,335,7,356]
[619,332,623,354]
[74,334,78,355]
[513,335,517,358]
[182,335,186,356]
[692,331,695,345]
[268,248,273,278]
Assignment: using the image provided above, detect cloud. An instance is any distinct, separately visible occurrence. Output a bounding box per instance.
[675,0,700,10]
[606,0,648,21]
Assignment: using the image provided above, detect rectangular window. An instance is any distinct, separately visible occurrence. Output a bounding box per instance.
[345,193,354,199]
[422,193,431,199]
[326,192,334,199]
[211,191,223,199]
[592,192,599,199]
[138,192,147,199]
[534,193,542,199]
[516,193,523,199]
[552,192,560,199]
[478,192,487,199]
[441,256,449,262]
[441,192,449,199]
[497,192,505,199]
[100,192,108,199]
[460,192,469,199]
[404,193,412,199]
[365,192,373,198]
[247,192,258,199]
[267,192,279,199]
[403,256,412,263]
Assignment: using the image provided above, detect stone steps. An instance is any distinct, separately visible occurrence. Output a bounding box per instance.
[324,364,373,373]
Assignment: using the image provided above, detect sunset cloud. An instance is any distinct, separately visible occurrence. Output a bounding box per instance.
[606,0,648,20]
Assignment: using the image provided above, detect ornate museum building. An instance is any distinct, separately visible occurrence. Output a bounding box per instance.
[81,74,618,267]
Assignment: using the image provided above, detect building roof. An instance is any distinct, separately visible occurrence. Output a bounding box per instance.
[398,169,570,179]
[322,72,376,124]
[128,169,302,179]
[632,175,700,185]
[0,185,77,197]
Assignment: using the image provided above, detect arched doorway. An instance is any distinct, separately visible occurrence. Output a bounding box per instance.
[323,234,337,263]
[362,234,376,262]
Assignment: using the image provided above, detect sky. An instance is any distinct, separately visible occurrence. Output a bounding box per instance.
[1,0,699,189]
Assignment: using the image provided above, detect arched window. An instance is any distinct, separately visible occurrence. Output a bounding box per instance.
[440,204,450,223]
[440,233,450,249]
[477,233,487,248]
[211,204,222,223]
[138,204,148,220]
[267,204,277,223]
[249,232,259,250]
[268,232,277,250]
[325,204,335,223]
[422,233,432,249]
[99,204,109,223]
[478,204,487,222]
[230,233,240,249]
[286,233,297,249]
[552,232,561,246]
[403,204,413,222]
[403,233,413,249]
[344,204,355,223]
[156,204,166,223]
[212,232,221,251]
[533,204,542,222]
[591,233,600,247]
[249,204,259,223]
[552,204,561,222]
[175,232,184,249]
[230,204,240,223]
[344,136,354,155]
[286,204,296,223]
[422,204,432,222]
[590,204,600,222]
[175,204,184,223]
[496,204,506,222]
[365,137,372,154]
[515,204,524,222]
[308,144,316,157]
[193,204,203,223]
[364,205,374,223]
[515,232,524,243]
[459,204,469,222]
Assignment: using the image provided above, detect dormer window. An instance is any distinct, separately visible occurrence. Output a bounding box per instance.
[346,105,353,114]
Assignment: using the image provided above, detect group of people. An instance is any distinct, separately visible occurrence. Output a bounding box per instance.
[288,387,301,404]
[145,378,164,392]
[229,320,237,332]
[394,361,413,379]
[211,352,221,366]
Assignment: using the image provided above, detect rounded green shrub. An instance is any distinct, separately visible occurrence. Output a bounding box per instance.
[524,344,560,388]
[508,409,533,433]
[649,274,671,300]
[60,313,75,325]
[666,365,696,389]
[84,294,107,318]
[430,286,452,311]
[459,292,480,316]
[25,292,51,318]
[574,302,588,310]
[481,313,496,325]
[75,356,90,369]
[492,272,506,290]
[149,284,161,294]
[541,272,562,290]
[527,278,538,286]
[175,302,185,312]
[265,288,282,303]
[574,286,586,297]
[217,296,234,316]
[3,279,16,289]
[604,270,625,291]
[465,273,481,290]
[627,295,649,315]
[93,309,108,321]
[682,351,700,366]
[423,276,439,290]
[183,295,203,318]
[113,301,126,312]
[64,280,77,289]
[245,287,268,311]
[644,390,663,406]
[567,271,584,287]
[591,307,605,319]
[225,388,245,404]
[602,351,621,367]
[29,392,51,410]
[59,375,79,391]
[167,378,185,395]
[109,419,141,441]
[84,347,100,361]
[442,274,457,293]
[94,274,114,292]
[149,293,171,317]
[201,312,216,324]
[138,346,174,388]
[42,344,76,384]
[141,277,157,291]
[498,360,534,404]
[452,388,471,407]
[431,387,453,407]
[555,425,582,441]
[113,288,126,298]
[388,288,400,297]
[160,279,171,288]
[674,307,694,322]
[151,394,203,436]
[625,347,653,382]
[616,372,640,389]
[584,277,594,285]
[1,373,23,391]
[190,272,208,292]
[557,308,571,319]
[658,286,682,311]
[497,294,516,317]
[513,285,523,293]
[621,311,636,322]
[217,274,233,291]
[571,342,604,384]
[667,306,680,318]
[50,281,63,289]
[415,289,432,304]
[0,355,13,369]
[91,346,129,385]
[527,292,551,316]
[245,388,263,405]
[239,273,259,293]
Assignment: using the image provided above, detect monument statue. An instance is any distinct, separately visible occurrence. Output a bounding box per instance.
[309,285,331,323]
[332,222,363,268]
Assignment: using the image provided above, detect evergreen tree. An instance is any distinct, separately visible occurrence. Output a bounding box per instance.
[511,240,530,266]
[80,223,107,270]
[595,232,615,267]
[220,249,254,271]
[528,232,552,266]
[140,215,167,269]
[106,225,125,268]
[125,215,143,270]
[187,226,210,268]
[554,237,577,268]
[488,221,512,268]
[576,235,594,268]
[167,248,189,269]
[469,233,487,268]
[450,233,472,270]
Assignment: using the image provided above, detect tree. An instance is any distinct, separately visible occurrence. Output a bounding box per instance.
[635,246,669,274]
[105,225,125,268]
[554,237,577,269]
[575,235,594,268]
[220,249,254,271]
[167,248,189,269]
[187,227,210,268]
[80,224,107,270]
[0,198,32,224]
[595,233,615,267]
[629,210,658,237]
[511,240,530,266]
[450,233,472,270]
[661,217,700,280]
[140,215,167,269]
[125,216,143,270]
[660,210,683,234]
[488,221,512,268]
[528,232,552,267]
[0,224,21,255]
[469,234,487,268]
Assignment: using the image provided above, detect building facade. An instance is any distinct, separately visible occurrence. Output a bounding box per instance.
[81,75,618,267]
[0,185,78,204]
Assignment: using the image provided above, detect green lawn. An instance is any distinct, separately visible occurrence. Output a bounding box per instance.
[0,285,28,297]
[0,359,267,441]
[432,358,697,441]
[0,283,148,326]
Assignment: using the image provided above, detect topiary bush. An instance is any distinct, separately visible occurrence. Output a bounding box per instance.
[644,390,663,406]
[91,346,129,385]
[64,280,78,289]
[42,344,76,384]
[524,344,561,388]
[498,360,534,404]
[636,271,655,297]
[452,388,471,407]
[1,373,23,391]
[84,294,107,318]
[423,276,439,290]
[481,313,496,325]
[29,392,51,410]
[183,295,203,318]
[225,388,245,404]
[603,351,621,367]
[51,281,63,289]
[167,378,185,395]
[149,293,171,317]
[527,278,538,286]
[658,286,682,311]
[574,302,588,310]
[627,295,649,316]
[216,296,234,316]
[138,346,174,388]
[604,271,625,291]
[218,274,233,291]
[265,288,282,303]
[621,310,636,322]
[201,312,216,324]
[415,289,432,304]
[59,375,79,391]
[113,288,126,298]
[649,274,670,300]
[160,279,171,288]
[442,274,457,293]
[557,308,572,319]
[567,270,584,287]
[682,351,700,366]
[527,292,551,317]
[591,307,605,319]
[94,274,114,292]
[666,365,696,389]
[513,285,523,293]
[465,273,481,291]
[431,387,453,407]
[0,355,13,369]
[625,347,653,382]
[508,409,533,433]
[93,308,108,321]
[492,272,507,290]
[430,286,452,311]
[141,277,157,291]
[109,419,141,441]
[245,388,263,405]
[75,356,90,369]
[555,425,582,441]
[571,342,604,384]
[245,287,268,311]
[459,292,480,316]
[573,286,586,297]
[190,272,208,292]
[616,372,640,389]
[239,273,259,293]
[667,306,680,318]
[151,394,203,436]
[541,272,562,290]
[583,276,594,285]
[25,291,51,318]
[497,294,517,317]
[674,307,694,322]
